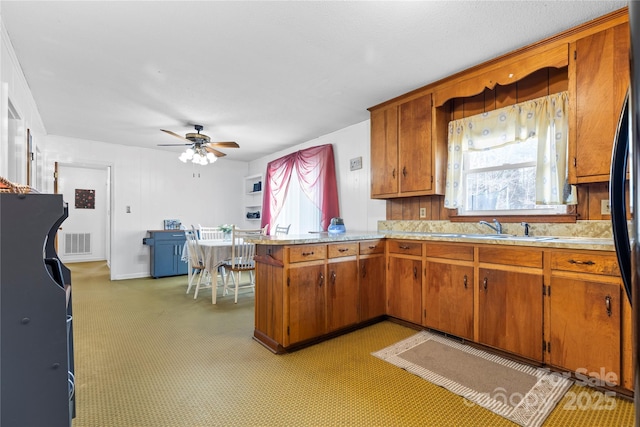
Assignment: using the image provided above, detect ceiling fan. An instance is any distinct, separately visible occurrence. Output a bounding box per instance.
[158,124,239,163]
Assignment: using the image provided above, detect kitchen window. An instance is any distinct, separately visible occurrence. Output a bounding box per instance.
[444,91,575,216]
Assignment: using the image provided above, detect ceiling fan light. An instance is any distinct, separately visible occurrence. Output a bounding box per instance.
[178,152,189,163]
[206,152,217,162]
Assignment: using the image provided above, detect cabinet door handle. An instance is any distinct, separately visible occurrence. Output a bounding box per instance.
[413,266,418,280]
[331,271,337,284]
[302,251,314,256]
[568,259,595,266]
[463,275,468,289]
[361,265,367,278]
[605,295,612,317]
[402,166,407,178]
[483,277,488,291]
[392,168,396,179]
[338,248,349,253]
[318,273,324,287]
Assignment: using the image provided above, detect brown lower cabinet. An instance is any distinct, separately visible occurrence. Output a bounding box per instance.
[478,268,543,362]
[548,250,625,388]
[253,240,385,353]
[288,262,326,345]
[423,243,474,340]
[253,238,631,393]
[425,262,474,340]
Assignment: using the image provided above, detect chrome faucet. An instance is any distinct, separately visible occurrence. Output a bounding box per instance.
[479,219,502,234]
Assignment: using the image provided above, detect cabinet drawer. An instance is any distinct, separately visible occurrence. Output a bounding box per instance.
[425,243,473,261]
[289,245,326,263]
[328,242,358,259]
[478,246,542,268]
[388,240,423,256]
[551,251,620,276]
[360,240,385,255]
[152,231,186,241]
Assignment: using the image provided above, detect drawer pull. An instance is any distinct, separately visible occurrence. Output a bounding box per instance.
[463,275,468,289]
[338,248,349,253]
[399,245,411,250]
[568,259,595,266]
[605,295,612,317]
[318,273,324,287]
[302,251,315,256]
[367,245,376,249]
[483,277,488,291]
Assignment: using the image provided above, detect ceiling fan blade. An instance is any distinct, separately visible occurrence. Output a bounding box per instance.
[208,141,240,148]
[160,129,191,143]
[157,143,192,147]
[203,146,227,157]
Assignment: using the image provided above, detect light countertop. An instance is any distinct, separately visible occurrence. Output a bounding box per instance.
[246,230,617,251]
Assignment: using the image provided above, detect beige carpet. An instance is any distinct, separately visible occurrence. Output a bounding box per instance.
[373,330,573,427]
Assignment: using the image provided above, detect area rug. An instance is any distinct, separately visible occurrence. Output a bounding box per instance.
[372,331,572,427]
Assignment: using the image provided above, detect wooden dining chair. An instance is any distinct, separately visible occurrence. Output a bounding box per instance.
[221,225,266,303]
[274,224,291,236]
[184,229,208,297]
[197,225,225,240]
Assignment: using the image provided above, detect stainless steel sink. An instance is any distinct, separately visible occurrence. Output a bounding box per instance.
[503,236,557,241]
[424,233,465,238]
[424,232,557,241]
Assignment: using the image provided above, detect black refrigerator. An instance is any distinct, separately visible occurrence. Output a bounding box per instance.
[611,2,640,423]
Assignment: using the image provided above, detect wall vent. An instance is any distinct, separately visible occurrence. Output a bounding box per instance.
[64,233,91,255]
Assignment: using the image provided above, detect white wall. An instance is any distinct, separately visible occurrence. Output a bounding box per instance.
[0,9,385,280]
[0,20,46,182]
[248,120,386,232]
[43,135,249,280]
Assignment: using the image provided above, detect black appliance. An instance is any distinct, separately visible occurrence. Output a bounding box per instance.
[0,193,74,426]
[611,3,640,423]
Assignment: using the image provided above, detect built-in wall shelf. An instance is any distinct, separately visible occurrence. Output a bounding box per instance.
[244,174,263,227]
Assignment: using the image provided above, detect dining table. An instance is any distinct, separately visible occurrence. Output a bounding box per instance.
[198,238,234,274]
[182,238,233,286]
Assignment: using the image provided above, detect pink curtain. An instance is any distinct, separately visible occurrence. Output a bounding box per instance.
[261,144,340,232]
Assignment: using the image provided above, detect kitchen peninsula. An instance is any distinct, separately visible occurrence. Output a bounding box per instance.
[248,225,632,394]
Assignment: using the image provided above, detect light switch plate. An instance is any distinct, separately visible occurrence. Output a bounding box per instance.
[601,199,611,215]
[349,156,362,171]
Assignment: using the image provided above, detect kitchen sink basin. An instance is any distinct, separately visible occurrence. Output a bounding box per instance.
[423,232,557,241]
[461,234,557,241]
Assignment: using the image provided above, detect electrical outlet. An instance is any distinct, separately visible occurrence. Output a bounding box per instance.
[349,156,362,171]
[419,207,427,218]
[601,199,611,215]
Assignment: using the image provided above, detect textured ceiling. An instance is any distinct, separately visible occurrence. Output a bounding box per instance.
[0,1,628,162]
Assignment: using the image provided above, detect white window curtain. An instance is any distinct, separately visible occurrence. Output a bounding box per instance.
[444,91,575,209]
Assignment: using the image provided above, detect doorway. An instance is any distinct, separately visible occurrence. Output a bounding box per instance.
[55,162,112,268]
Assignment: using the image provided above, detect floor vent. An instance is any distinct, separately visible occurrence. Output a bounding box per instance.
[64,233,91,255]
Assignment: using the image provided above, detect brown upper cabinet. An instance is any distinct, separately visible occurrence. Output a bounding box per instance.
[370,8,629,201]
[370,93,446,198]
[569,22,630,184]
